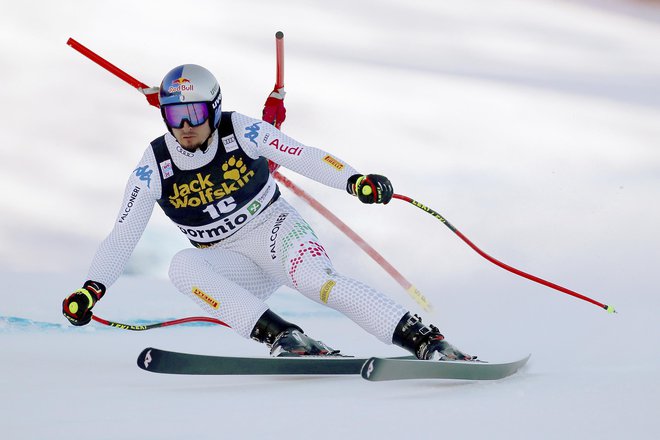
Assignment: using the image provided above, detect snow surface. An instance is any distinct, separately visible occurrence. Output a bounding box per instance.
[1,0,659,439]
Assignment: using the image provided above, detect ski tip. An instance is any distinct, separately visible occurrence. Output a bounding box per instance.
[137,347,156,371]
[360,357,379,381]
[276,31,284,39]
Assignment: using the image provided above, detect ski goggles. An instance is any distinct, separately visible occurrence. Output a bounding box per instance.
[163,102,209,129]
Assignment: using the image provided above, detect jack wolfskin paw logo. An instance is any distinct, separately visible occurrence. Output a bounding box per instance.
[222,156,247,181]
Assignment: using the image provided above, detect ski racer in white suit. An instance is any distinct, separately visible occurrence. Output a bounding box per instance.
[62,64,473,361]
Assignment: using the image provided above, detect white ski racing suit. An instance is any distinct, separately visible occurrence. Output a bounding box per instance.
[87,111,408,342]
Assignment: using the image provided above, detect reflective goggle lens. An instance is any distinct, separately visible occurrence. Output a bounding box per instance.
[163,103,209,129]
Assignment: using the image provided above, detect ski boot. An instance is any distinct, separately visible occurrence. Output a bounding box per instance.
[250,309,340,357]
[392,312,475,361]
[269,329,340,357]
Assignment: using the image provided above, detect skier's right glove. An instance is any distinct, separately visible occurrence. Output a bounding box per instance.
[62,280,106,326]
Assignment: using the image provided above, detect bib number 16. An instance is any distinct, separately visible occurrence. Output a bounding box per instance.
[203,197,237,219]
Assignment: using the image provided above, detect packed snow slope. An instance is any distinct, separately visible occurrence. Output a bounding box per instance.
[1,1,659,439]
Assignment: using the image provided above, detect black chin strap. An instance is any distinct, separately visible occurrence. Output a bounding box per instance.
[199,124,217,153]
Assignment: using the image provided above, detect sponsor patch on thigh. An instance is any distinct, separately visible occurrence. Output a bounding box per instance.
[320,280,336,303]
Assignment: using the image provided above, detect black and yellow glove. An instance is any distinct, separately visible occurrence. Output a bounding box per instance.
[347,174,393,204]
[62,280,106,326]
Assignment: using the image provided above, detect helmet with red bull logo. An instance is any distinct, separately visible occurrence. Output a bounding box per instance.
[159,64,222,131]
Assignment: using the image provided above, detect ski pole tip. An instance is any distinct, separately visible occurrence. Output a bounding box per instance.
[276,31,284,39]
[605,305,616,314]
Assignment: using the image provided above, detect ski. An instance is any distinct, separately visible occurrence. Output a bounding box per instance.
[137,347,530,381]
[137,347,413,376]
[360,354,531,382]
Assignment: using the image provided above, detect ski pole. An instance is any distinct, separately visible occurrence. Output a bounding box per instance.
[91,315,230,331]
[275,31,285,105]
[66,38,160,108]
[393,194,616,313]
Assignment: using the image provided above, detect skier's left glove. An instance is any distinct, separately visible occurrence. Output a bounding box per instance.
[262,87,286,127]
[347,174,394,204]
[62,280,106,326]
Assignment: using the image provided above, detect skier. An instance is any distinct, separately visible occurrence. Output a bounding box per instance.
[62,64,473,361]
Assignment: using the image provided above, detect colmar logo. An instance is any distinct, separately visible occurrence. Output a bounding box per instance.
[168,77,194,94]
